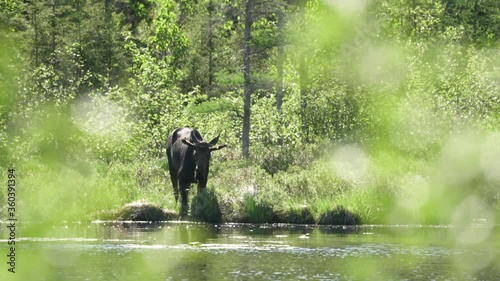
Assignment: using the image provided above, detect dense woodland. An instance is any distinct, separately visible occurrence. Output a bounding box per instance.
[0,0,499,223]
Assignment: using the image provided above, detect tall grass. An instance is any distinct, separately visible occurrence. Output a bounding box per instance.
[3,128,498,226]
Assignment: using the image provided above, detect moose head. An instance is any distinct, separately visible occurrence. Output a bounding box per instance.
[182,130,227,189]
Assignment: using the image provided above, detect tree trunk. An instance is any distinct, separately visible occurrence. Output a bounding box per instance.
[299,52,308,142]
[276,9,284,112]
[76,0,82,83]
[208,0,214,98]
[298,2,308,143]
[32,3,39,66]
[105,0,112,83]
[242,0,253,158]
[50,0,56,67]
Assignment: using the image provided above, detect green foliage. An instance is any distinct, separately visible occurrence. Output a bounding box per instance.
[252,17,280,49]
[116,201,174,221]
[0,30,20,166]
[187,98,238,114]
[275,204,315,224]
[150,0,189,68]
[191,190,222,223]
[317,206,360,225]
[238,193,275,223]
[0,0,499,226]
[128,0,155,25]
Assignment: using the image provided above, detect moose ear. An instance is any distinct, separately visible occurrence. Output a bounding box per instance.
[210,144,227,151]
[208,134,220,146]
[190,130,201,144]
[182,138,196,148]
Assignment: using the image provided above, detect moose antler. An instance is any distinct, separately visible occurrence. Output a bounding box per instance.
[209,144,227,151]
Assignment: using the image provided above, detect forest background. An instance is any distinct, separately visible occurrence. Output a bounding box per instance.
[0,0,499,224]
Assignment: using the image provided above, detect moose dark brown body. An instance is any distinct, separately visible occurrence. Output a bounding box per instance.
[166,128,226,216]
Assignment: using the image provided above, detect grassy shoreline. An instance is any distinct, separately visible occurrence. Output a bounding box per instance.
[4,140,498,226]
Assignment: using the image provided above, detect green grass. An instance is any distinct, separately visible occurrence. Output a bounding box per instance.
[5,141,499,226]
[5,156,172,222]
[190,190,222,223]
[2,118,499,226]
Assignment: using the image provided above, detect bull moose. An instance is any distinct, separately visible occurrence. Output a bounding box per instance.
[166,128,227,216]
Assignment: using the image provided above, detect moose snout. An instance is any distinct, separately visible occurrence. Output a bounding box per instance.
[194,168,205,181]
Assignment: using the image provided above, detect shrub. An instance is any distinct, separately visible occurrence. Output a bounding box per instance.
[191,190,222,223]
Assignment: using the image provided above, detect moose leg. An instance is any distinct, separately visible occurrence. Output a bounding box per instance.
[197,176,207,194]
[167,150,179,203]
[179,180,190,217]
[170,174,179,203]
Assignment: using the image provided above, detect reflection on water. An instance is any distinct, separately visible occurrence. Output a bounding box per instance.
[0,222,498,280]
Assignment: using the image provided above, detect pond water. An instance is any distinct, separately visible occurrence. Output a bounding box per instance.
[1,222,498,280]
